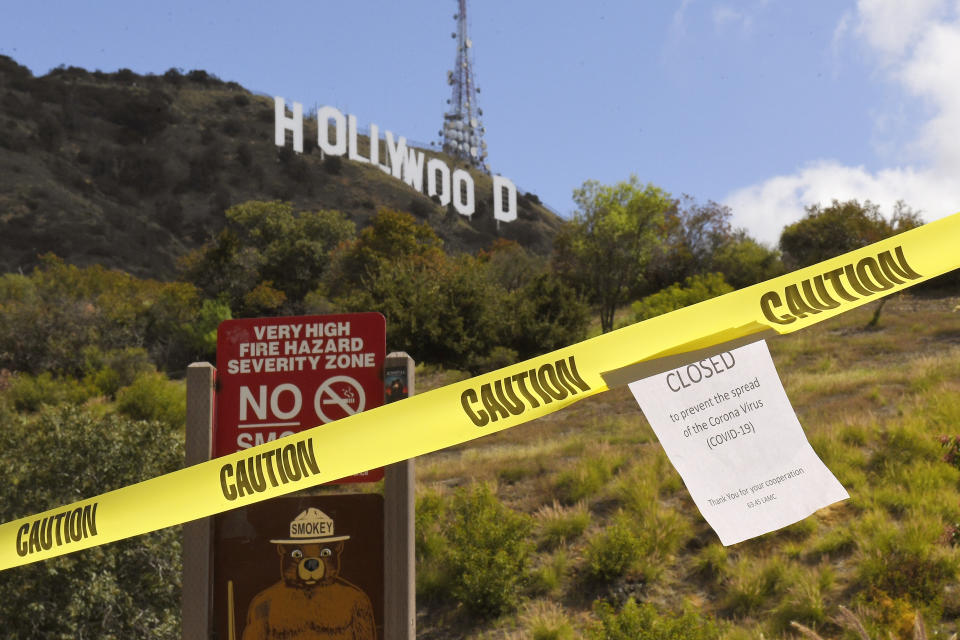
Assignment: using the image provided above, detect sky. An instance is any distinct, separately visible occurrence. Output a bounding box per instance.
[2,0,959,246]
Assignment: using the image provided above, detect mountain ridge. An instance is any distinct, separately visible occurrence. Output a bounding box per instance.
[0,56,561,279]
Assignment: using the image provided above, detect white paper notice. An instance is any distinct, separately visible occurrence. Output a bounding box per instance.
[628,340,848,545]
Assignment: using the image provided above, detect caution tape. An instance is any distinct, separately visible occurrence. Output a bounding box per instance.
[2,213,960,570]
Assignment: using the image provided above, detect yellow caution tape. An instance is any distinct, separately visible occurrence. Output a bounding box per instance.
[2,213,960,570]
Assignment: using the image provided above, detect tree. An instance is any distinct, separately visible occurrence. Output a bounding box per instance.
[649,197,783,291]
[504,273,590,359]
[0,405,183,639]
[779,199,922,269]
[652,196,732,289]
[554,177,673,333]
[479,238,547,292]
[180,201,355,315]
[0,255,223,375]
[325,207,443,293]
[709,230,784,289]
[327,209,498,370]
[478,240,590,360]
[779,199,923,326]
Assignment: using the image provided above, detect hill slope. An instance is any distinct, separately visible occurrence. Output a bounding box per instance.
[413,295,960,638]
[0,56,561,279]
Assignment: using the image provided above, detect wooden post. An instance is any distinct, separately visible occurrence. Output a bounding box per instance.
[383,352,415,640]
[183,362,216,640]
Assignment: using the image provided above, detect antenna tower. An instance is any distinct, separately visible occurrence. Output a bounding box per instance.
[440,0,488,171]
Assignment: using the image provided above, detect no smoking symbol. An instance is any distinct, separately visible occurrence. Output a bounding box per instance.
[314,376,366,422]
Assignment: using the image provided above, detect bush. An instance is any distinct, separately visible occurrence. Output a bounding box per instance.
[589,599,719,640]
[0,405,183,639]
[855,513,958,605]
[115,372,186,430]
[0,258,217,376]
[585,513,643,581]
[709,230,784,288]
[414,490,451,602]
[631,273,733,323]
[5,371,96,411]
[443,484,533,617]
[82,346,155,397]
[506,273,590,360]
[530,549,570,596]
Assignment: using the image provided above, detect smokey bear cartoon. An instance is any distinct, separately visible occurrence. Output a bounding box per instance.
[241,508,376,640]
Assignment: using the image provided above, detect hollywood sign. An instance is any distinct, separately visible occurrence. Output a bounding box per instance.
[274,97,517,223]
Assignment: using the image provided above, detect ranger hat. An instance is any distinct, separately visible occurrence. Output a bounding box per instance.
[270,507,350,544]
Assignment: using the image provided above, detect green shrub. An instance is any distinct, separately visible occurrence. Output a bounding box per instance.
[444,483,533,617]
[414,490,450,602]
[806,526,857,561]
[5,371,96,411]
[585,513,643,582]
[115,372,186,430]
[589,599,719,640]
[0,405,183,639]
[631,273,733,323]
[82,346,155,397]
[585,499,690,585]
[855,512,958,605]
[178,298,232,360]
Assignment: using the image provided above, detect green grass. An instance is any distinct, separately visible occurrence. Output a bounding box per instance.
[554,452,625,505]
[535,501,591,551]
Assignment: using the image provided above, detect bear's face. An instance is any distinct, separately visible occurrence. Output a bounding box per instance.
[276,542,344,589]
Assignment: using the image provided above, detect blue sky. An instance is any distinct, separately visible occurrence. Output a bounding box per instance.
[2,0,959,245]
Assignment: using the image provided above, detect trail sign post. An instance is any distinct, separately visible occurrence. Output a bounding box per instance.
[184,313,414,639]
[214,313,386,482]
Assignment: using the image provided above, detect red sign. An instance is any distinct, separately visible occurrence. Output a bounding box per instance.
[215,313,386,482]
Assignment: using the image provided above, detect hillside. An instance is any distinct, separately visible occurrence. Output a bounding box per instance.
[413,295,960,638]
[0,56,561,279]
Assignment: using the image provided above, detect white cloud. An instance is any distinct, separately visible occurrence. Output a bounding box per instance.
[830,10,852,70]
[712,2,765,34]
[713,5,753,33]
[726,161,960,244]
[670,0,695,38]
[855,0,948,61]
[725,0,960,246]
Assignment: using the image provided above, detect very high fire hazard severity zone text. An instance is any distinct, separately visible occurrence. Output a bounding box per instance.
[215,314,386,481]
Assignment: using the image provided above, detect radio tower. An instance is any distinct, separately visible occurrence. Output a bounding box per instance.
[440,0,488,171]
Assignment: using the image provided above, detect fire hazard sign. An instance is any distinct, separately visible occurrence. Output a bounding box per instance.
[215,313,386,482]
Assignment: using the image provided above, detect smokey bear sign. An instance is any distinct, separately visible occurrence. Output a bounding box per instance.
[213,495,384,640]
[215,313,386,482]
